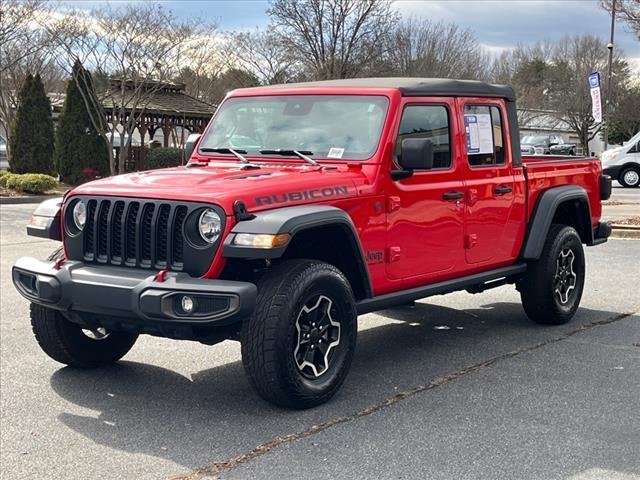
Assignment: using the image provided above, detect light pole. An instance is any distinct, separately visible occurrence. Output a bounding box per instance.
[603,0,617,152]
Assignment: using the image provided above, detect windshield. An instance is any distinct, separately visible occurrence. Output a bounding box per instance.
[199,95,389,161]
[521,135,548,144]
[624,130,640,146]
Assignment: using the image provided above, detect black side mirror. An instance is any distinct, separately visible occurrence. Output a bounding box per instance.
[184,133,202,162]
[392,138,434,180]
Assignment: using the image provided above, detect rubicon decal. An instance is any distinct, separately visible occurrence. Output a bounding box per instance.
[255,186,351,206]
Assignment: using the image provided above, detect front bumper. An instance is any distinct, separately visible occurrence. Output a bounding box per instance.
[12,257,257,333]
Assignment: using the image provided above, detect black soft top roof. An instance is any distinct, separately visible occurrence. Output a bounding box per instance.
[259,77,516,101]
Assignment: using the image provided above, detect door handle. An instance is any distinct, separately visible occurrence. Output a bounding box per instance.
[443,191,464,201]
[493,185,513,195]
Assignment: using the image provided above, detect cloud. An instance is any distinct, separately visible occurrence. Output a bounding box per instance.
[394,0,639,59]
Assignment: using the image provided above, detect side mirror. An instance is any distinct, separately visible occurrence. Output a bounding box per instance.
[184,133,202,162]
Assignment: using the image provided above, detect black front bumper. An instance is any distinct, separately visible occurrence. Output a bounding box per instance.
[12,257,257,334]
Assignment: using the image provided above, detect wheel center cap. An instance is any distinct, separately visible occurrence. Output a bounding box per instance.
[309,328,321,343]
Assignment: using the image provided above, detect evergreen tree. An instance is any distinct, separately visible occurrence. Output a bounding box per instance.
[9,74,55,174]
[54,61,109,184]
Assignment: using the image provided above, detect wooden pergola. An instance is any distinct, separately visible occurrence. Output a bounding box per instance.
[101,79,215,150]
[51,79,215,170]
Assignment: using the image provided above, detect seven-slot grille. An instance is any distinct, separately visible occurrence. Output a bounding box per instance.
[64,197,221,277]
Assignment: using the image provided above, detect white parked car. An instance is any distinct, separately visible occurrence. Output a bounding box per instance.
[601,131,640,188]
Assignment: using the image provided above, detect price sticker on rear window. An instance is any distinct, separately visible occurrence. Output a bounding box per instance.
[327,147,345,159]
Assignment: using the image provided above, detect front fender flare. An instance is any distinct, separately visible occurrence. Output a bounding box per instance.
[222,205,372,296]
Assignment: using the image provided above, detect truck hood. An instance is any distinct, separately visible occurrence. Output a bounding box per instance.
[68,162,369,215]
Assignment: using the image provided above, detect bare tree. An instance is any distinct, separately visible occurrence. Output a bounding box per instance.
[0,0,50,75]
[602,0,640,39]
[380,17,490,80]
[606,80,640,143]
[173,25,227,104]
[267,0,399,80]
[46,3,208,175]
[547,35,629,152]
[0,0,62,152]
[227,28,301,85]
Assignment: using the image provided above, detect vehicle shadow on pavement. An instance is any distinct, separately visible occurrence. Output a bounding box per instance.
[48,301,622,473]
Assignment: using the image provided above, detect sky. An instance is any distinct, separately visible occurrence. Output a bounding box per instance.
[59,0,640,68]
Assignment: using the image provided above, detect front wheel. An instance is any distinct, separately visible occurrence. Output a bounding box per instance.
[619,166,640,188]
[518,224,585,325]
[241,259,357,409]
[31,304,138,367]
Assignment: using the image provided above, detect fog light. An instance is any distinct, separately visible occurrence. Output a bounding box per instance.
[181,295,195,314]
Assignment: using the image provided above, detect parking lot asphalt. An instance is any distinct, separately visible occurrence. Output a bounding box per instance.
[1,203,639,480]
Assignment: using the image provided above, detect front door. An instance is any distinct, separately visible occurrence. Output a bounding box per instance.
[385,99,466,285]
[459,100,519,266]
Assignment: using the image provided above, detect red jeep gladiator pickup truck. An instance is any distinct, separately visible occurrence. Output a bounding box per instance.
[13,78,611,408]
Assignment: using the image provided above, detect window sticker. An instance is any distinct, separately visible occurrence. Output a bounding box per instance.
[327,147,345,159]
[464,114,493,155]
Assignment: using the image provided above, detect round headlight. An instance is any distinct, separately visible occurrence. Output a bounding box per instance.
[73,201,87,230]
[198,209,221,244]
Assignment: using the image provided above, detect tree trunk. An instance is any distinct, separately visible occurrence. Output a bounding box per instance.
[119,144,128,175]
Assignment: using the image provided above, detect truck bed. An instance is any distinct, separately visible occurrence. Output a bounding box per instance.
[522,155,603,226]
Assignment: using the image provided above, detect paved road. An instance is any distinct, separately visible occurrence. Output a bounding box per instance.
[602,185,639,222]
[1,203,639,480]
[610,183,640,205]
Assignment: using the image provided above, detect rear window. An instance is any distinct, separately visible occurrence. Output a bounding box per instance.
[464,105,506,167]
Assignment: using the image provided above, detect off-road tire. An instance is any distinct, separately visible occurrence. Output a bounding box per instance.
[30,304,138,367]
[30,246,138,368]
[619,166,640,188]
[519,224,585,325]
[241,259,357,409]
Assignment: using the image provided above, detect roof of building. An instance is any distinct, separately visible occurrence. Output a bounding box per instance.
[100,88,214,117]
[50,79,215,118]
[238,77,516,101]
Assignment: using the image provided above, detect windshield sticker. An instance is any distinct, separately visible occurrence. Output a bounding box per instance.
[464,114,493,155]
[327,147,345,159]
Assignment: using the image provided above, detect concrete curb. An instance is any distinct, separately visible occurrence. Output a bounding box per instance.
[610,224,640,240]
[0,194,58,205]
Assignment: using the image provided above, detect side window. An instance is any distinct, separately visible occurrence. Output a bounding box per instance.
[396,105,451,169]
[464,105,506,166]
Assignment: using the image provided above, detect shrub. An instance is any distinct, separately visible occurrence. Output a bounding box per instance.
[9,73,55,174]
[54,61,109,184]
[0,172,17,187]
[4,173,58,194]
[145,148,183,169]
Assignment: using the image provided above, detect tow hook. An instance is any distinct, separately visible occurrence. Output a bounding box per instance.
[154,268,169,282]
[53,256,66,270]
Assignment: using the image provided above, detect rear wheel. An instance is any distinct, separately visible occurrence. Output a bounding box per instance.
[519,224,585,325]
[619,166,640,188]
[241,259,357,409]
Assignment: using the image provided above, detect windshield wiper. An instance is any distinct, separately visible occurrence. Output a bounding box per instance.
[200,147,250,164]
[259,149,319,166]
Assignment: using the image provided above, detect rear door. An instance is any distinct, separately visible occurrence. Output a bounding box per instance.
[458,99,523,266]
[385,98,466,284]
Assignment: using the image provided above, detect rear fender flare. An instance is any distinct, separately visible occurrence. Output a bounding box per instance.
[521,185,593,260]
